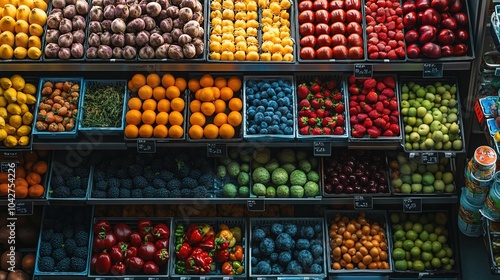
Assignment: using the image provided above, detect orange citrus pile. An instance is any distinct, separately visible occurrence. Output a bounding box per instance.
[188,74,242,139]
[125,73,185,139]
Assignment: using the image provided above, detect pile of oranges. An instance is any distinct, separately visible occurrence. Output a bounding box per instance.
[187,74,242,139]
[125,73,186,139]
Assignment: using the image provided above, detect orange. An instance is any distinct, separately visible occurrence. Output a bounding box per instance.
[200,74,214,88]
[188,78,201,93]
[227,76,242,92]
[171,97,185,111]
[228,97,242,111]
[188,124,204,139]
[228,111,242,126]
[146,73,161,87]
[189,99,201,112]
[175,77,187,91]
[220,87,233,101]
[128,97,142,110]
[199,87,214,102]
[156,112,169,125]
[161,73,175,87]
[158,99,171,112]
[166,85,181,99]
[153,124,168,138]
[124,124,139,138]
[169,111,184,125]
[190,112,206,126]
[203,123,219,139]
[169,124,184,138]
[212,87,221,99]
[201,102,216,116]
[195,89,202,100]
[214,99,226,113]
[141,110,156,125]
[142,99,157,111]
[128,80,138,92]
[125,109,142,125]
[138,85,153,100]
[152,86,166,100]
[214,76,227,89]
[131,73,146,89]
[138,124,154,138]
[213,112,227,127]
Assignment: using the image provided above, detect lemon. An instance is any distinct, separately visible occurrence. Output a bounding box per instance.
[22,111,32,124]
[16,91,26,104]
[0,88,3,95]
[27,46,41,59]
[7,103,21,115]
[0,97,7,107]
[23,83,36,95]
[4,124,16,135]
[10,75,25,91]
[25,94,35,105]
[15,33,29,48]
[13,46,27,59]
[4,88,17,103]
[0,108,7,119]
[20,103,29,115]
[16,124,31,136]
[0,129,7,141]
[3,135,17,147]
[0,116,5,129]
[18,135,29,146]
[0,44,13,60]
[9,115,22,128]
[0,77,11,89]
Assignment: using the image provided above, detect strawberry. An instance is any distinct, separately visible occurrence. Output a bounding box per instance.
[378,94,388,102]
[316,109,327,118]
[322,127,332,135]
[382,114,390,122]
[332,91,343,101]
[389,123,400,134]
[350,115,359,124]
[298,110,309,117]
[324,99,333,110]
[299,117,309,127]
[383,76,396,89]
[381,88,395,98]
[348,84,360,95]
[352,124,367,138]
[366,90,378,103]
[336,115,345,126]
[363,118,373,128]
[388,100,398,111]
[348,75,357,85]
[299,126,311,135]
[367,126,381,138]
[311,99,323,110]
[308,111,317,118]
[308,118,318,126]
[389,115,399,124]
[383,129,394,137]
[376,82,386,92]
[297,84,311,99]
[363,78,377,89]
[349,95,358,102]
[333,126,344,135]
[375,102,384,113]
[322,117,333,127]
[357,113,368,123]
[358,95,366,102]
[369,109,380,120]
[349,107,358,115]
[362,104,373,113]
[310,82,321,93]
[334,103,345,114]
[325,80,337,90]
[382,108,391,115]
[311,127,323,135]
[323,89,332,98]
[373,117,386,128]
[298,99,310,109]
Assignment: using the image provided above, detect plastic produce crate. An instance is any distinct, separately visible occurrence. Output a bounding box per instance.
[88,217,173,279]
[324,210,393,274]
[294,73,348,141]
[33,77,84,139]
[479,96,498,119]
[249,217,327,279]
[399,77,466,154]
[214,146,253,199]
[170,217,247,279]
[243,76,296,142]
[34,205,93,279]
[78,79,127,135]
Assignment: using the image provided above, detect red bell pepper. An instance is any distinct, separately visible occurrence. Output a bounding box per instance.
[109,242,128,262]
[110,262,126,276]
[155,238,169,250]
[128,256,145,272]
[152,223,170,239]
[175,242,192,260]
[221,261,233,275]
[138,219,153,237]
[185,224,212,245]
[95,252,112,275]
[154,248,170,265]
[186,248,213,275]
[199,234,215,250]
[138,241,156,261]
[93,220,111,235]
[93,232,117,253]
[130,232,142,247]
[143,261,160,275]
[113,223,132,242]
[126,246,137,259]
[215,248,229,263]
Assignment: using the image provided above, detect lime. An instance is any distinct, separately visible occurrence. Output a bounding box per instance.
[393,224,403,231]
[435,249,447,259]
[429,233,438,242]
[438,235,447,244]
[403,240,415,251]
[424,223,435,233]
[412,223,423,234]
[393,248,406,261]
[443,264,453,270]
[441,257,450,265]
[432,241,442,253]
[435,212,448,225]
[406,251,412,261]
[413,260,425,271]
[445,247,454,258]
[421,251,433,262]
[394,240,404,249]
[394,229,406,241]
[425,260,433,270]
[395,260,408,271]
[414,239,424,248]
[422,241,432,252]
[434,226,444,235]
[419,215,430,224]
[404,221,414,231]
[406,230,418,241]
[419,230,429,241]
[431,257,442,268]
[410,246,421,258]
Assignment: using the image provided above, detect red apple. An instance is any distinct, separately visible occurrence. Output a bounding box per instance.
[300,35,317,48]
[346,9,362,23]
[298,10,315,24]
[317,34,332,47]
[298,0,313,12]
[315,9,330,23]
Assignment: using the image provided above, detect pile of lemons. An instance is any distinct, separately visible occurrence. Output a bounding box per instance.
[0,0,48,60]
[0,74,36,147]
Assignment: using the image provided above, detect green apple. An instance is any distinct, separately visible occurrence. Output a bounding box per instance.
[434,179,445,192]
[420,142,427,150]
[415,118,423,127]
[440,125,448,134]
[401,100,410,108]
[449,107,458,114]
[426,164,439,173]
[425,93,436,102]
[434,95,442,103]
[449,85,457,94]
[402,175,412,184]
[449,123,459,134]
[422,172,435,185]
[422,100,432,110]
[424,138,435,149]
[413,142,420,149]
[412,183,423,193]
[413,101,421,108]
[402,183,412,194]
[443,141,452,150]
[423,113,433,125]
[417,124,430,136]
[412,173,423,183]
[405,134,410,142]
[439,106,448,113]
[432,110,442,122]
[445,184,455,193]
[434,142,443,150]
[410,93,416,100]
[405,142,413,150]
[393,178,403,188]
[441,99,449,107]
[435,171,443,180]
[432,130,444,142]
[405,125,413,134]
[418,165,427,174]
[401,108,409,116]
[427,85,436,93]
[416,97,424,104]
[401,93,409,100]
[400,163,412,175]
[430,120,442,132]
[442,172,453,184]
[423,186,435,194]
[410,132,420,142]
[416,87,426,98]
[452,139,463,150]
[407,117,417,126]
[412,84,422,92]
[401,85,409,93]
[449,133,459,141]
[447,113,457,123]
[442,91,451,100]
[408,107,417,117]
[436,86,446,95]
[449,99,457,107]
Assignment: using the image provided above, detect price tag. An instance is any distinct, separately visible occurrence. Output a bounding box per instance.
[2,152,18,158]
[423,63,443,78]
[354,64,373,78]
[207,143,227,157]
[0,162,13,173]
[222,277,233,280]
[495,68,500,76]
[421,152,438,164]
[403,198,422,213]
[247,198,265,211]
[354,195,373,210]
[15,201,33,215]
[137,139,156,153]
[313,141,331,156]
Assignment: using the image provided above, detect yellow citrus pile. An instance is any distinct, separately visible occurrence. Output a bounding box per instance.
[0,74,36,147]
[187,74,242,139]
[208,0,293,61]
[125,73,186,139]
[0,0,48,60]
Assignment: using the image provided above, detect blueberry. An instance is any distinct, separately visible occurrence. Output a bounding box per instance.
[284,87,292,95]
[247,88,254,95]
[248,105,256,111]
[260,128,269,134]
[286,119,294,127]
[254,93,261,100]
[256,106,265,112]
[269,100,278,109]
[264,111,273,117]
[265,107,274,113]
[261,92,269,99]
[252,99,260,106]
[247,110,256,119]
[255,112,264,123]
[279,123,287,131]
[277,129,284,135]
[268,125,276,133]
[261,83,270,90]
[271,96,277,101]
[273,115,281,122]
[248,126,256,134]
[284,126,293,135]
[275,111,282,117]
[278,107,289,114]
[286,113,293,119]
[252,85,259,91]
[280,116,288,123]
[261,122,268,128]
[257,81,264,88]
[264,116,272,124]
[277,92,285,98]
[247,80,256,87]
[267,88,276,96]
[278,99,284,106]
[261,99,269,107]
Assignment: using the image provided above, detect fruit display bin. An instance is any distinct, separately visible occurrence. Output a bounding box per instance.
[78,79,128,135]
[324,210,393,274]
[46,151,93,202]
[34,205,93,279]
[248,217,327,279]
[249,147,322,200]
[170,217,248,279]
[321,150,391,197]
[388,210,461,277]
[294,73,349,141]
[295,1,367,63]
[33,77,84,139]
[214,146,253,199]
[403,0,475,62]
[486,220,500,274]
[243,76,296,142]
[88,217,173,279]
[345,74,403,142]
[399,77,466,155]
[387,151,457,196]
[186,73,244,142]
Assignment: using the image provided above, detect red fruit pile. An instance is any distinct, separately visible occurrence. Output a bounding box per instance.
[91,219,170,276]
[403,0,470,59]
[365,0,406,60]
[297,78,346,135]
[298,0,364,60]
[348,75,400,138]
